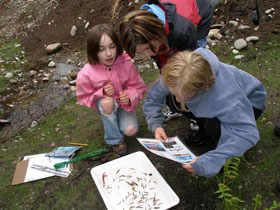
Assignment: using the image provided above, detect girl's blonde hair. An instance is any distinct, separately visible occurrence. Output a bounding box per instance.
[119,10,168,58]
[162,51,215,110]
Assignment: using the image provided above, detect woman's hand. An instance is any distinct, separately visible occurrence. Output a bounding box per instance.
[104,82,114,96]
[119,91,130,105]
[182,158,198,175]
[154,127,168,140]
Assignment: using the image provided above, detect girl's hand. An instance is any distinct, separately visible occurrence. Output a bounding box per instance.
[182,158,198,175]
[119,91,130,105]
[104,82,114,96]
[154,127,168,140]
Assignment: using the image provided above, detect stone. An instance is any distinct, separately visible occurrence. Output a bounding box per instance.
[208,29,220,38]
[229,20,238,27]
[48,61,56,68]
[246,36,259,43]
[234,39,247,50]
[29,70,37,76]
[85,22,89,29]
[9,79,17,84]
[238,25,250,30]
[18,91,27,96]
[31,121,38,128]
[234,55,245,59]
[70,25,77,36]
[46,43,62,54]
[5,72,13,78]
[232,49,239,54]
[70,86,76,92]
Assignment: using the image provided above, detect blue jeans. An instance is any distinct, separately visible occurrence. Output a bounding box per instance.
[197,35,208,48]
[97,99,139,145]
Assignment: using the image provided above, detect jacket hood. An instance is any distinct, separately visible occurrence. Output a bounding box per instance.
[195,47,219,77]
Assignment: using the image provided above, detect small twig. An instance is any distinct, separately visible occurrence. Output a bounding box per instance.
[71,152,113,181]
[74,0,80,8]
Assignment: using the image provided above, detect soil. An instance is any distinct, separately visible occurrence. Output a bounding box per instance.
[0,0,280,209]
[1,0,280,63]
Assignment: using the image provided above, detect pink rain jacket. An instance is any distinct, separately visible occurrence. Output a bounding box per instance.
[76,52,147,113]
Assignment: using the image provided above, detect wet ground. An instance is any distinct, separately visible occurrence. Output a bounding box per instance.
[0,62,80,142]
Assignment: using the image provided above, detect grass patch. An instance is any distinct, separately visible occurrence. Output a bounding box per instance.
[0,40,26,90]
[0,35,280,209]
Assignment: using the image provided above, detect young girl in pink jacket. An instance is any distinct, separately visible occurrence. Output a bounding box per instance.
[76,24,147,156]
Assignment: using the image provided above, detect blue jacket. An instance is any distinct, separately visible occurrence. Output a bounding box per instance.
[142,48,266,178]
[142,0,213,68]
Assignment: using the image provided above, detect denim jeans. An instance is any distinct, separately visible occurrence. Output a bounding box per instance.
[97,99,139,145]
[197,35,208,48]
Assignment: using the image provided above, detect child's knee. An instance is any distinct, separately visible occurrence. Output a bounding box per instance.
[124,125,137,136]
[100,97,114,115]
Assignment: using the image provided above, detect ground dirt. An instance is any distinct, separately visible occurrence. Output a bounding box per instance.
[1,0,280,63]
[0,0,280,209]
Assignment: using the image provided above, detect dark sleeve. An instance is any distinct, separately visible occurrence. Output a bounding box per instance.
[168,15,198,51]
[196,0,213,39]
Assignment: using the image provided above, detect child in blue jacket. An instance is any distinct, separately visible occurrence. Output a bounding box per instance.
[143,48,266,178]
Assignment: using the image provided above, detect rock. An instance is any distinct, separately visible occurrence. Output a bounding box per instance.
[67,58,74,64]
[70,25,77,36]
[48,61,56,68]
[18,91,27,96]
[234,55,245,59]
[234,39,247,50]
[208,29,220,38]
[9,79,17,84]
[46,43,62,54]
[61,77,69,84]
[265,9,272,14]
[238,25,250,30]
[211,23,224,29]
[31,121,38,128]
[229,20,238,27]
[232,49,239,54]
[85,22,89,29]
[214,33,223,39]
[70,86,76,92]
[69,71,77,79]
[42,77,49,81]
[29,70,37,76]
[5,72,13,78]
[69,80,76,85]
[246,36,259,43]
[63,84,70,89]
[0,119,11,124]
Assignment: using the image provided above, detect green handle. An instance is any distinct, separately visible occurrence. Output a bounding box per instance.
[53,148,109,169]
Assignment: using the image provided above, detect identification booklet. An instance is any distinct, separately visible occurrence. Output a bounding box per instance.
[136,136,196,164]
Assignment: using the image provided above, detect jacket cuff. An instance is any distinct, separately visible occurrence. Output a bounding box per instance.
[150,124,164,133]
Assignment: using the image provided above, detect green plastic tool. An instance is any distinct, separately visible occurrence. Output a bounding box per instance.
[53,148,109,169]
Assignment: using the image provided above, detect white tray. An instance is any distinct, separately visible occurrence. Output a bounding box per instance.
[91,151,180,210]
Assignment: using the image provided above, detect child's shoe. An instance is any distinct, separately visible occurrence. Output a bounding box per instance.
[162,106,182,122]
[112,142,128,157]
[182,131,208,146]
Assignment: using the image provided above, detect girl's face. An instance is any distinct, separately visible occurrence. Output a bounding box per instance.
[136,40,161,57]
[170,88,195,102]
[97,33,117,66]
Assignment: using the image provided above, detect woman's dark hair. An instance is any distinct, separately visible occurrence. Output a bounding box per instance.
[119,10,168,58]
[87,23,123,65]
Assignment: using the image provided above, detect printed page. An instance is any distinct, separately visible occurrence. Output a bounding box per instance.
[136,138,175,162]
[23,153,71,182]
[137,136,196,164]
